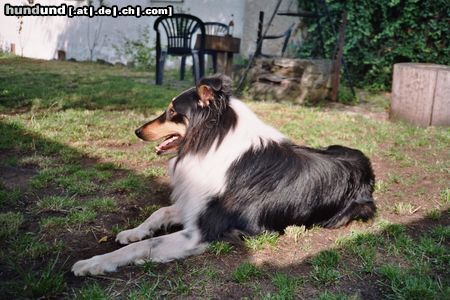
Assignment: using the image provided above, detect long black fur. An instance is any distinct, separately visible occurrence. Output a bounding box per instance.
[172,75,376,243]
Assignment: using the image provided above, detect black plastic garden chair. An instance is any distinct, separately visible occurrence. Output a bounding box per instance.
[154,14,206,85]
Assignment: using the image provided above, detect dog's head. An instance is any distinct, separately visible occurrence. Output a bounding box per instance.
[135,74,232,155]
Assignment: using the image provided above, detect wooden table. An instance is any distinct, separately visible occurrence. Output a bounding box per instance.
[195,34,240,75]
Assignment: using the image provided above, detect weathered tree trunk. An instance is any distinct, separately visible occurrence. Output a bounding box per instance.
[390,63,450,127]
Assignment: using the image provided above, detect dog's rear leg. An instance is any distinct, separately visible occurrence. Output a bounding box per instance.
[72,228,207,276]
[116,205,181,244]
[321,197,376,229]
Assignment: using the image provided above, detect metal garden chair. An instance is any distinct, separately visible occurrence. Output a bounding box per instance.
[255,12,294,58]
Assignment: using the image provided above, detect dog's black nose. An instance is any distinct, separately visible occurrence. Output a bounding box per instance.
[135,128,142,137]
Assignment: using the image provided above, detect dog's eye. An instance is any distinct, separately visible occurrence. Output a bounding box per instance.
[168,108,176,117]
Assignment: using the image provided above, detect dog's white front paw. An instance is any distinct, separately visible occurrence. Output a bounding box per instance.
[72,256,117,276]
[115,228,151,245]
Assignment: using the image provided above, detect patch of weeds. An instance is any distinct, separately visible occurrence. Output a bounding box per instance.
[40,208,96,229]
[144,166,166,178]
[112,174,143,193]
[36,195,76,211]
[393,190,406,198]
[141,261,157,276]
[0,184,21,206]
[40,216,67,229]
[311,267,341,286]
[439,188,449,205]
[209,241,233,255]
[335,230,380,273]
[201,265,219,279]
[285,225,307,242]
[111,224,126,235]
[414,186,428,197]
[232,262,262,283]
[7,257,66,298]
[128,280,160,300]
[18,154,52,168]
[139,204,161,218]
[338,85,358,105]
[316,291,355,300]
[312,250,340,268]
[167,277,190,295]
[430,225,450,241]
[384,149,413,166]
[1,155,18,166]
[392,202,416,215]
[308,224,323,233]
[244,231,279,250]
[56,173,99,195]
[253,282,266,298]
[271,272,300,300]
[30,167,63,189]
[424,208,442,220]
[127,217,143,228]
[378,222,413,254]
[68,209,97,224]
[0,211,23,240]
[377,264,440,300]
[7,233,62,259]
[392,235,414,255]
[73,282,109,300]
[310,250,341,285]
[374,180,388,193]
[387,173,404,185]
[335,230,382,248]
[416,237,448,269]
[356,245,377,273]
[378,220,405,238]
[86,197,117,213]
[95,162,117,171]
[31,166,110,196]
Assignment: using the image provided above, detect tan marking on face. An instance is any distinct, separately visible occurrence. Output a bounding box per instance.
[137,103,187,141]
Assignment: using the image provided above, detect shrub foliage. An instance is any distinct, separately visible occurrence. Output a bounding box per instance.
[296,0,450,89]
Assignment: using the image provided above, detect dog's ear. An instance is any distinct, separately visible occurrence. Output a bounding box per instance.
[197,75,232,107]
[197,84,215,107]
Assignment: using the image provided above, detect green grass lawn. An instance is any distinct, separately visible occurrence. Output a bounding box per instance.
[0,55,448,299]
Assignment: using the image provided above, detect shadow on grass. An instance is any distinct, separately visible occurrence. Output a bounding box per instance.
[259,215,449,299]
[0,122,448,299]
[0,120,172,298]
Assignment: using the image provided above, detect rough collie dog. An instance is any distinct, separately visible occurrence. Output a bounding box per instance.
[72,75,376,276]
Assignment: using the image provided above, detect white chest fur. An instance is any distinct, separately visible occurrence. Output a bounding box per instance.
[168,99,286,227]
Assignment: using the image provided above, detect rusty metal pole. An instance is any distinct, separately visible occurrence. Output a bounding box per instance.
[331,11,347,102]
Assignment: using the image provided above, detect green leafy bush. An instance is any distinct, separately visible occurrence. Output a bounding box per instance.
[297,0,450,90]
[113,26,155,70]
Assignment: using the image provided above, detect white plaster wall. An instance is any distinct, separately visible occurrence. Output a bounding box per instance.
[0,0,299,62]
[0,0,245,62]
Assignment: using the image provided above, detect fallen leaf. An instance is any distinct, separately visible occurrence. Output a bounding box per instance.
[98,236,108,243]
